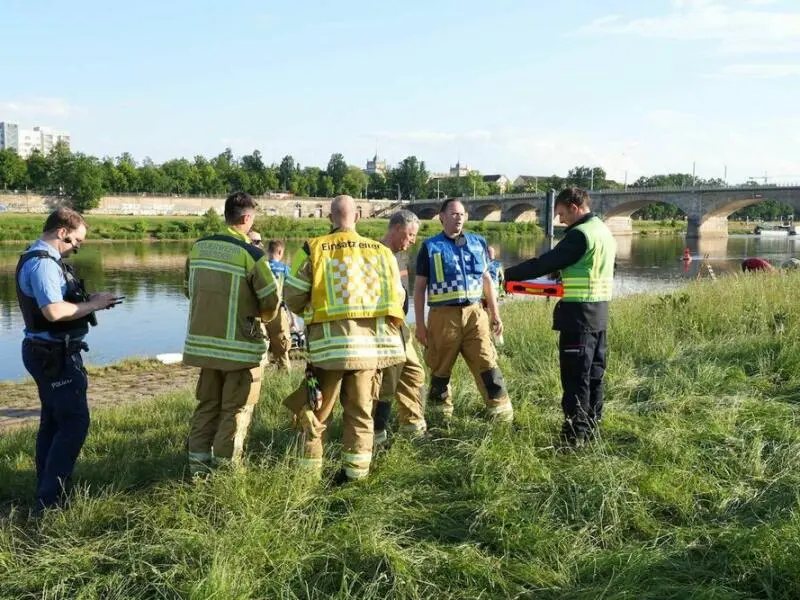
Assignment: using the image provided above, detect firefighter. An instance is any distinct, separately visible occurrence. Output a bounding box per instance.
[282,195,406,483]
[413,198,513,424]
[504,187,617,447]
[184,192,280,476]
[373,210,427,446]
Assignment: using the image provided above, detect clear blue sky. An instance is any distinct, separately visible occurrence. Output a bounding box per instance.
[3,0,799,184]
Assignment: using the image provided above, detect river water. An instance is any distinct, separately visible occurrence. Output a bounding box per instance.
[0,234,797,381]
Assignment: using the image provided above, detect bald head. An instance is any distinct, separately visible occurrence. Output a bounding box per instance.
[330,195,358,229]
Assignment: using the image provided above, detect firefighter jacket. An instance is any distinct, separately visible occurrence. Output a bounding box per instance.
[183,227,280,370]
[284,227,406,371]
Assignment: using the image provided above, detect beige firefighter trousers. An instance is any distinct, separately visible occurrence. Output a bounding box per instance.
[284,368,379,480]
[187,366,262,473]
[423,303,512,420]
[376,324,426,433]
[266,305,292,370]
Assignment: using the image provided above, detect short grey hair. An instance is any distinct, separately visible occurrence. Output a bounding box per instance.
[388,209,420,229]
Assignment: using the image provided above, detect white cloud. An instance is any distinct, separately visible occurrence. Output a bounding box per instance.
[716,62,800,77]
[581,1,800,55]
[0,97,74,117]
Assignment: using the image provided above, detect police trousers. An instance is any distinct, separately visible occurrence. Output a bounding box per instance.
[423,303,512,421]
[559,330,607,439]
[22,339,90,510]
[187,366,262,472]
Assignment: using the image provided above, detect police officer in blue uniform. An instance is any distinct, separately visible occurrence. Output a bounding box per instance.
[16,208,118,511]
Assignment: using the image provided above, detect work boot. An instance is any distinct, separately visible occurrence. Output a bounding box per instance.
[486,402,514,423]
[559,420,588,450]
[374,428,390,450]
[330,468,367,488]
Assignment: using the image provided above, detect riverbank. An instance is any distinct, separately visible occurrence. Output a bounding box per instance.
[0,359,197,431]
[634,219,756,235]
[2,272,800,597]
[0,213,540,243]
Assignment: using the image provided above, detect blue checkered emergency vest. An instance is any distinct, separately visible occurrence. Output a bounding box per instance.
[423,232,488,306]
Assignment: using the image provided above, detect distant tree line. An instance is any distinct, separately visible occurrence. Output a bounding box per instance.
[0,146,794,220]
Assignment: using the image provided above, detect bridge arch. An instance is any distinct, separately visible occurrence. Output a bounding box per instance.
[603,198,684,220]
[502,203,537,223]
[468,203,502,221]
[413,206,439,220]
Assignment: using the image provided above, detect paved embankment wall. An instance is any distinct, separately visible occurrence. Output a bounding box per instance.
[0,193,398,218]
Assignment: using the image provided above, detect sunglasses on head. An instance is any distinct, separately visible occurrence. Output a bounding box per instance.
[252,239,263,246]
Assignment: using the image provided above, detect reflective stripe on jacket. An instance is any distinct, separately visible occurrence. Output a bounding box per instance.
[183,227,280,370]
[561,217,616,302]
[284,228,405,371]
[424,232,488,306]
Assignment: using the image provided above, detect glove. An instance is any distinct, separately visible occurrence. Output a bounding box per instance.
[296,409,322,438]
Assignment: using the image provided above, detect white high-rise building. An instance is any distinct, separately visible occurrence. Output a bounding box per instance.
[0,122,71,157]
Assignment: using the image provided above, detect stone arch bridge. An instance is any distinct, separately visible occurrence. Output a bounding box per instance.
[407,185,800,238]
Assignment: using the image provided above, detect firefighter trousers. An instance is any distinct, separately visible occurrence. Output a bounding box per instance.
[423,303,513,421]
[187,366,262,473]
[266,304,292,370]
[284,368,378,480]
[374,323,426,436]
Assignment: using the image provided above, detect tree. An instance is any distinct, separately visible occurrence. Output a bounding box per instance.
[101,157,128,193]
[161,159,198,195]
[388,156,428,199]
[566,165,608,190]
[49,141,74,194]
[326,153,348,193]
[64,154,105,212]
[116,153,139,192]
[26,150,51,191]
[138,158,168,193]
[241,150,268,195]
[342,166,368,198]
[278,155,296,191]
[0,149,29,190]
[317,173,335,197]
[295,166,321,197]
[462,171,490,197]
[367,172,386,198]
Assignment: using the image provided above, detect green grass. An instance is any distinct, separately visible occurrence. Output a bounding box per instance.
[0,214,541,243]
[3,273,800,598]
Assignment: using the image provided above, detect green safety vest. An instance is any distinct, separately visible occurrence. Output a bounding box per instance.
[561,217,616,302]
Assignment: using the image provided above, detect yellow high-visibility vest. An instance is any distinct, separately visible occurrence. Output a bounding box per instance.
[304,230,405,324]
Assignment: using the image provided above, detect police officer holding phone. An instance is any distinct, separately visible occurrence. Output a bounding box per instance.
[16,207,119,512]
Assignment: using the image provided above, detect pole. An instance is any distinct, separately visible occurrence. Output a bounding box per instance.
[473,180,476,197]
[723,165,727,185]
[546,188,556,250]
[624,170,628,190]
[437,179,440,200]
[692,161,696,187]
[397,183,401,201]
[590,167,594,191]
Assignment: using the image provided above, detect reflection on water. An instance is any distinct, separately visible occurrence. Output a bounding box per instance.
[0,235,797,381]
